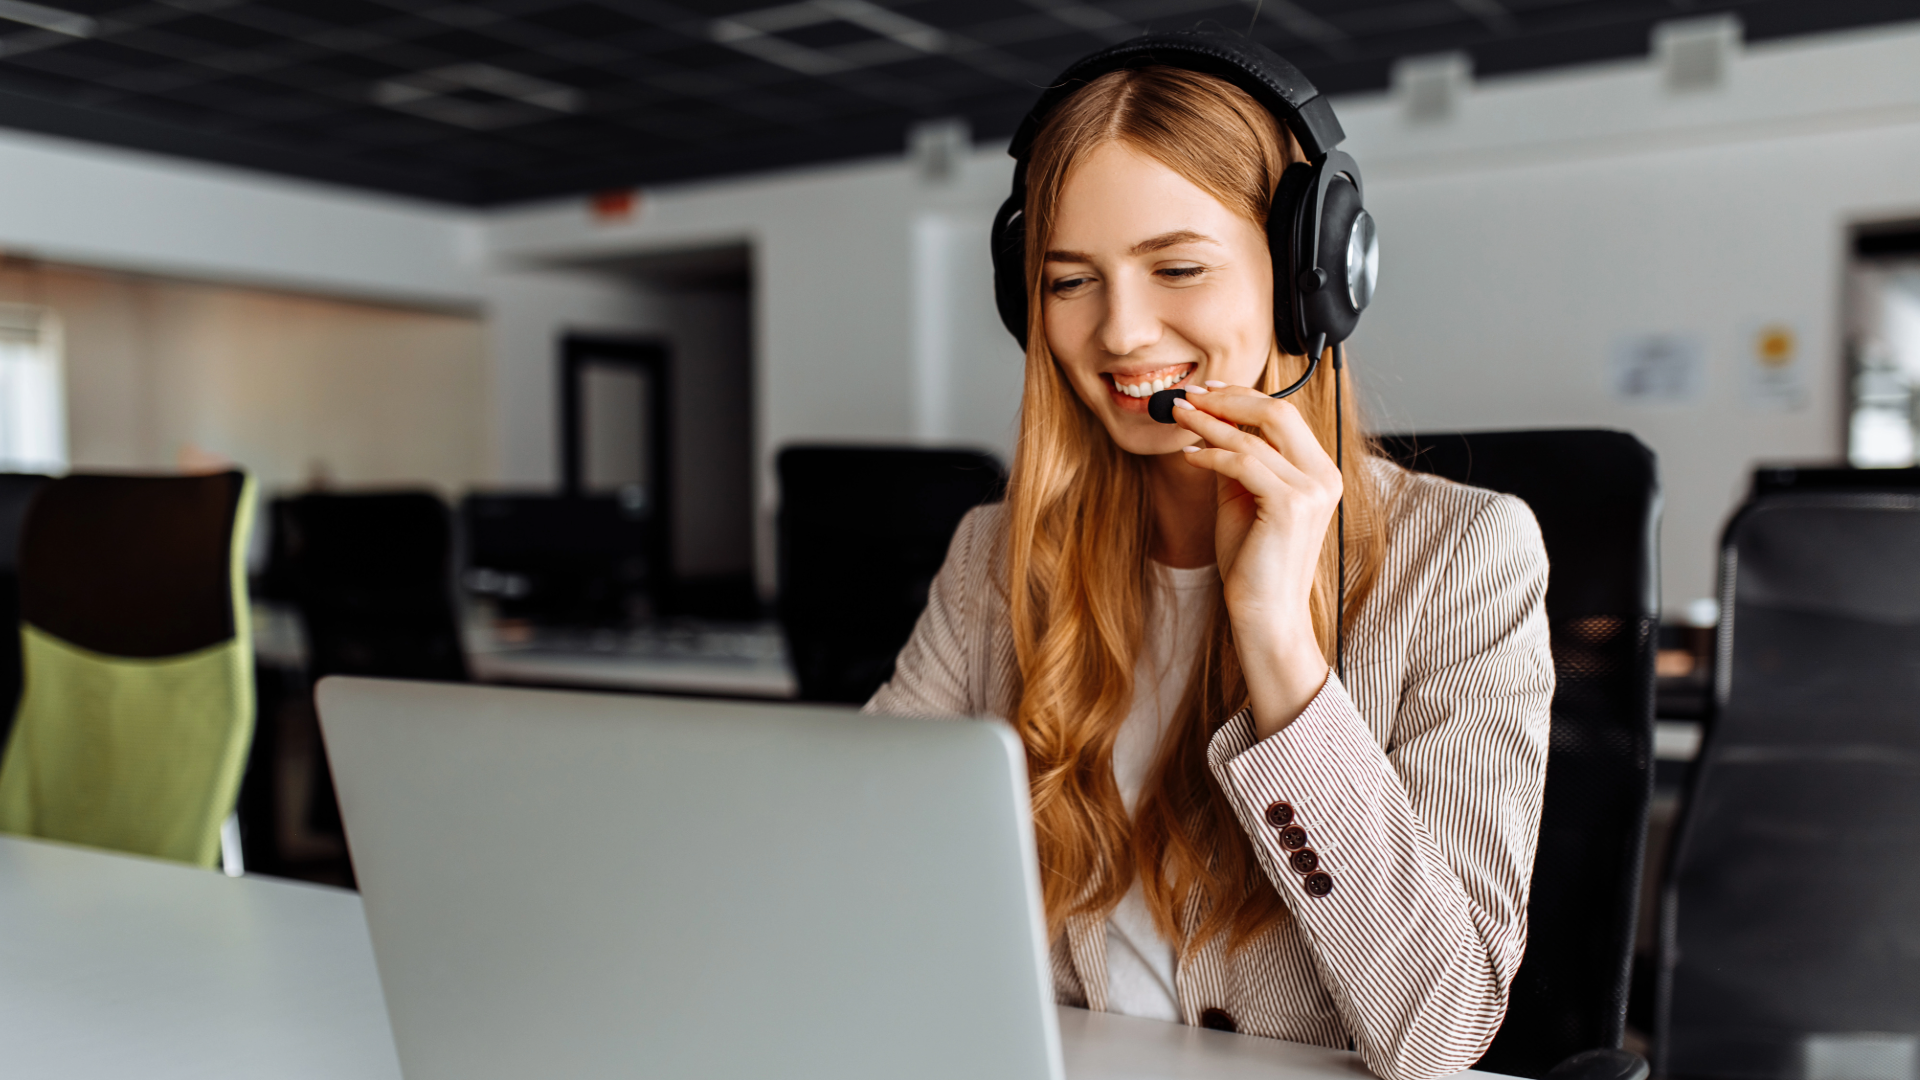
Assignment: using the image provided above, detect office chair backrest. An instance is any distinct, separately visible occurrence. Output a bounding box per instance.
[0,473,49,752]
[778,446,1006,704]
[1380,430,1660,1079]
[0,471,255,867]
[1658,493,1920,1080]
[272,491,467,682]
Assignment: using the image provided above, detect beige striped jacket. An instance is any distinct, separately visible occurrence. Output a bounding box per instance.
[865,458,1553,1080]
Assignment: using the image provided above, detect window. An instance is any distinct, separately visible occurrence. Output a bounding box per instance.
[0,304,66,474]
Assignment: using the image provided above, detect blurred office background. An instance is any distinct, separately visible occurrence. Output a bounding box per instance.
[2,0,1919,1072]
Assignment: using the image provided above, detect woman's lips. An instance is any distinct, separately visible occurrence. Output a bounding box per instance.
[1105,364,1196,412]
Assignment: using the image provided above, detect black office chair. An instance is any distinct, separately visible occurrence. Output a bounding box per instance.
[1656,491,1920,1080]
[777,446,1006,704]
[268,492,468,682]
[1381,430,1659,1080]
[0,473,49,752]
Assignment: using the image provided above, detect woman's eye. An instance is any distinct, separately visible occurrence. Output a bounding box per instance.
[1157,265,1208,281]
[1050,275,1094,295]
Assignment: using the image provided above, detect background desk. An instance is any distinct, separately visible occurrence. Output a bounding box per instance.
[0,833,1499,1080]
[465,621,796,699]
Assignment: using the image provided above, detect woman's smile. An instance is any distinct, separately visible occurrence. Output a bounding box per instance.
[1104,362,1198,410]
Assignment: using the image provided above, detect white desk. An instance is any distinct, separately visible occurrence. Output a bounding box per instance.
[0,834,400,1080]
[0,833,1492,1080]
[466,619,799,699]
[253,602,798,700]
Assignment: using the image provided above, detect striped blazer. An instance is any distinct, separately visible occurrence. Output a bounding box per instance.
[865,458,1553,1080]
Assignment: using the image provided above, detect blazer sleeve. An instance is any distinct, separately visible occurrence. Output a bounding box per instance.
[1205,493,1553,1080]
[862,505,997,719]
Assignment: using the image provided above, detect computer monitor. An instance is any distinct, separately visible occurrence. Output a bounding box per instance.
[460,492,660,626]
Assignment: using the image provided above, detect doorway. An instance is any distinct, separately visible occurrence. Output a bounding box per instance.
[558,335,672,620]
[1845,222,1920,466]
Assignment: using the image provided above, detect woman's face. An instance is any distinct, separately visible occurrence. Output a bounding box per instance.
[1043,141,1275,456]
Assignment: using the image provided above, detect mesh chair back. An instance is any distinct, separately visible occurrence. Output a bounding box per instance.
[778,446,1005,704]
[1381,430,1660,1078]
[0,471,255,866]
[270,492,467,682]
[0,473,49,751]
[1657,493,1920,1080]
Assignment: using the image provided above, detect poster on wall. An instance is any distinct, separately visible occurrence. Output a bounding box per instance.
[1610,332,1704,404]
[1743,321,1808,411]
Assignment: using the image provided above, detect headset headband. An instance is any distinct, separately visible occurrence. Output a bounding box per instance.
[1006,31,1346,165]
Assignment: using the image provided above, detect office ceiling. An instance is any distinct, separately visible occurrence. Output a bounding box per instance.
[0,0,1911,206]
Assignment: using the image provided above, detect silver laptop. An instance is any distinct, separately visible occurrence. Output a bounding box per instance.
[316,677,1062,1080]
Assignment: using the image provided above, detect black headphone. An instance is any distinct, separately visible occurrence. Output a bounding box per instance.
[989,29,1379,418]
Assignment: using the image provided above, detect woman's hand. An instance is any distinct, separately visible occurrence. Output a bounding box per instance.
[1171,384,1341,739]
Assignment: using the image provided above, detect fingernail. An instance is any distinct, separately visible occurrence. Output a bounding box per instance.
[1204,380,1227,389]
[1185,384,1209,394]
[1181,446,1201,453]
[1173,397,1196,411]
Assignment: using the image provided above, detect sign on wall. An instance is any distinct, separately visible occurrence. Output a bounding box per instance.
[1610,332,1704,404]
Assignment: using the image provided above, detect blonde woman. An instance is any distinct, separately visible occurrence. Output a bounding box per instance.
[867,33,1552,1080]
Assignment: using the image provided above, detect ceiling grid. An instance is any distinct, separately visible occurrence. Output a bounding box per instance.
[0,0,1911,204]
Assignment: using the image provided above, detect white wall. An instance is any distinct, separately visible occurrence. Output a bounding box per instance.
[0,126,482,310]
[1335,21,1920,613]
[0,262,490,495]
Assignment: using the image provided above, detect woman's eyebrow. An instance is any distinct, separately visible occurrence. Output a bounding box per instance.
[1045,231,1220,263]
[1130,230,1218,254]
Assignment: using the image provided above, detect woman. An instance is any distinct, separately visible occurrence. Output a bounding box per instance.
[866,55,1552,1080]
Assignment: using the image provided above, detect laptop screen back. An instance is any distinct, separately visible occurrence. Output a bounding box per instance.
[317,677,1061,1080]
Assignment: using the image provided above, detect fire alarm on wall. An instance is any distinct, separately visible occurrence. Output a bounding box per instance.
[590,189,639,223]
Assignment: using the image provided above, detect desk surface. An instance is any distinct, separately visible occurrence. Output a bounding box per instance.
[0,834,400,1080]
[467,617,798,699]
[0,834,1494,1080]
[254,602,799,700]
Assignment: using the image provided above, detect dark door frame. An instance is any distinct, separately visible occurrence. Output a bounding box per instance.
[558,334,673,601]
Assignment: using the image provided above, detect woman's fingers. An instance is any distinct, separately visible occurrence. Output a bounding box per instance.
[1172,392,1307,486]
[1180,385,1341,489]
[1179,445,1288,501]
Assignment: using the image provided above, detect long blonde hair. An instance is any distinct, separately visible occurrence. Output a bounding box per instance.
[1005,65,1387,951]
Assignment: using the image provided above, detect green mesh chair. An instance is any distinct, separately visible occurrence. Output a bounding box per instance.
[0,471,255,868]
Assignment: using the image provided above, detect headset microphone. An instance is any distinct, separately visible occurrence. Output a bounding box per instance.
[1143,333,1324,423]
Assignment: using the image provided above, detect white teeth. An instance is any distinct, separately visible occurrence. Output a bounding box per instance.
[1115,368,1192,398]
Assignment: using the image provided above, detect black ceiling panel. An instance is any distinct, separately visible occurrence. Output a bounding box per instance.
[0,0,1911,206]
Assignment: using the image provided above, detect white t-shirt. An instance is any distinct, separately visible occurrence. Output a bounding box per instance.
[1104,561,1217,1023]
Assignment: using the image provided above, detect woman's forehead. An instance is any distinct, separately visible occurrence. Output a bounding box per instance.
[1051,142,1254,252]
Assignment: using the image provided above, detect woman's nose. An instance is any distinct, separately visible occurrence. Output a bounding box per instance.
[1097,275,1162,357]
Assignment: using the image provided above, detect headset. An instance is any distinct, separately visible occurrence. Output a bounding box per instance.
[988,30,1379,676]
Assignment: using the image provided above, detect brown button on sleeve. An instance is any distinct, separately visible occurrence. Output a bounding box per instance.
[1289,848,1319,875]
[1263,801,1293,828]
[1303,871,1334,897]
[1279,824,1308,851]
[1199,1008,1238,1033]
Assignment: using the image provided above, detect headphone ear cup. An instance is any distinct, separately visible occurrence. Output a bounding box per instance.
[1305,174,1365,344]
[991,193,1029,348]
[1268,162,1316,357]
